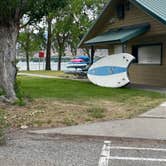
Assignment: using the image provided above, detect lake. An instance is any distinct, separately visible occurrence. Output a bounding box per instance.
[17,61,69,71]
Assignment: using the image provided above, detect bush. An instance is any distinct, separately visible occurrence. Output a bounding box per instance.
[14,80,26,106]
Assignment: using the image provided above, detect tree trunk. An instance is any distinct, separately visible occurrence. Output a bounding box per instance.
[71,47,77,57]
[45,18,52,70]
[25,51,30,71]
[26,31,30,71]
[58,48,63,71]
[0,25,18,103]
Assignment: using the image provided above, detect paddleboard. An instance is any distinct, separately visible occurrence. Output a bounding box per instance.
[67,62,88,68]
[87,53,135,88]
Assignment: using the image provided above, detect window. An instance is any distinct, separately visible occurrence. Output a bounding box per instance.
[132,44,162,64]
[114,45,123,54]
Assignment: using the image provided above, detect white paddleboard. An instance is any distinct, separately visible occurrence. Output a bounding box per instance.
[87,53,135,88]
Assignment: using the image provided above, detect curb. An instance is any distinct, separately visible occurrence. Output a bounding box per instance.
[28,131,166,144]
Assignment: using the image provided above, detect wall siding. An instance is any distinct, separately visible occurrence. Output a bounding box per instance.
[126,34,166,87]
[104,4,166,36]
[129,64,166,87]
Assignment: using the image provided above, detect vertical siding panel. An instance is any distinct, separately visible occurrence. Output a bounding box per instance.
[105,5,166,36]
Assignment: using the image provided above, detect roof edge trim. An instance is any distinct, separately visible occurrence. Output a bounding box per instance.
[130,0,166,25]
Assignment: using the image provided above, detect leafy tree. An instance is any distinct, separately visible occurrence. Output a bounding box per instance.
[68,0,108,56]
[52,11,71,71]
[52,0,108,70]
[18,26,43,71]
[0,0,67,103]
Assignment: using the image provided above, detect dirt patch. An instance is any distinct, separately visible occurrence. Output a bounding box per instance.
[0,97,163,129]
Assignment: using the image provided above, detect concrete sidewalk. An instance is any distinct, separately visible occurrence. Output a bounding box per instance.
[29,102,166,141]
[18,73,65,79]
[127,84,166,93]
[18,73,89,82]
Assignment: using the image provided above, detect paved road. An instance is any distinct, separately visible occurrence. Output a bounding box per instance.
[0,131,102,166]
[1,131,166,166]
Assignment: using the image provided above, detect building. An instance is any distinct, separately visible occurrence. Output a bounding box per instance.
[79,0,166,87]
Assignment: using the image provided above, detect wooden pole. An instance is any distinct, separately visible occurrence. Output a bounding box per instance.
[91,46,95,65]
[122,43,127,53]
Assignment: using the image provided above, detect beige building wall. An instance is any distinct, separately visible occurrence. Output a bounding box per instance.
[127,35,166,87]
[104,4,166,36]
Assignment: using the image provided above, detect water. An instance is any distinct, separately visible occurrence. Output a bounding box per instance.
[17,61,69,71]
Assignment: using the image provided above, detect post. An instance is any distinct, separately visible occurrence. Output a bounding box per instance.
[39,57,40,70]
[122,43,127,53]
[90,46,95,65]
[43,57,45,70]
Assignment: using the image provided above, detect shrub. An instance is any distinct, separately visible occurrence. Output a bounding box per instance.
[14,80,26,106]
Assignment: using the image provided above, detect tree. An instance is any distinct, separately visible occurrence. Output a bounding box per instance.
[52,11,71,71]
[18,26,42,71]
[0,0,67,103]
[45,16,52,70]
[52,0,108,70]
[68,0,109,56]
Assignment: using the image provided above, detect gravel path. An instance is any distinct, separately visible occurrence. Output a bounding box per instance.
[0,130,103,166]
[1,130,166,166]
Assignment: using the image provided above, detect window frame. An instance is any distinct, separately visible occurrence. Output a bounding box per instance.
[132,43,163,65]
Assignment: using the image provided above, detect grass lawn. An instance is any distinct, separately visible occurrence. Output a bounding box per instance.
[2,76,166,128]
[18,76,164,101]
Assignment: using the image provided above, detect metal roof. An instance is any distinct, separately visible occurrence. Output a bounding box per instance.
[132,0,166,25]
[84,24,150,46]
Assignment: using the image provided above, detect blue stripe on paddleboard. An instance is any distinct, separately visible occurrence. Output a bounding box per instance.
[88,66,127,76]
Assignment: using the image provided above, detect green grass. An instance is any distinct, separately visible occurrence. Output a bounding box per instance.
[18,76,165,103]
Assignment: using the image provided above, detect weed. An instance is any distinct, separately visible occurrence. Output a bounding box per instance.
[47,119,52,124]
[33,120,44,127]
[0,88,4,96]
[87,107,105,119]
[63,117,78,126]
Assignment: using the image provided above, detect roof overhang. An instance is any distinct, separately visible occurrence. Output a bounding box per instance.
[84,23,150,46]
